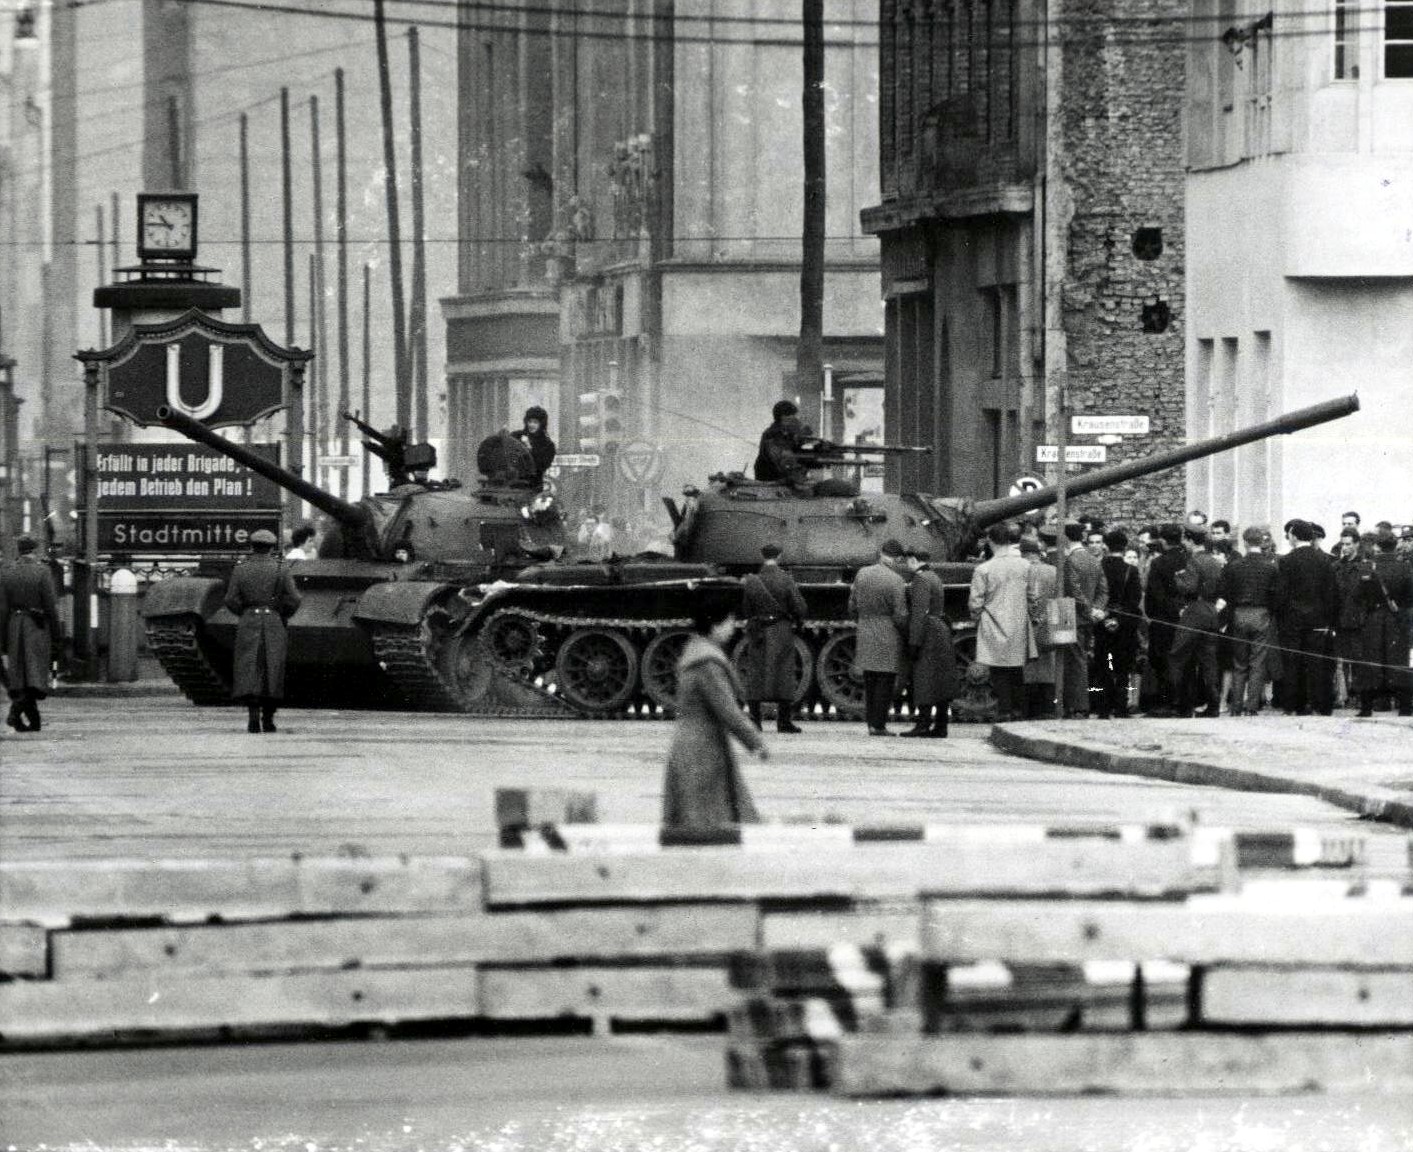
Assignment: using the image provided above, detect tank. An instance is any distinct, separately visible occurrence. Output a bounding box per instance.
[141,407,571,712]
[460,393,1360,718]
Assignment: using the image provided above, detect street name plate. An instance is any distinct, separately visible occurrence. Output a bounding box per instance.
[555,453,602,468]
[1071,415,1150,435]
[319,455,358,468]
[1036,445,1108,464]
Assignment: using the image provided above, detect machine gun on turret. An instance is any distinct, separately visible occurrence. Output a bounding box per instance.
[343,410,453,491]
[790,437,932,470]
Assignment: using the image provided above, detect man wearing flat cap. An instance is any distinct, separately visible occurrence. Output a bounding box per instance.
[0,536,62,732]
[739,543,808,733]
[849,539,909,735]
[224,528,302,733]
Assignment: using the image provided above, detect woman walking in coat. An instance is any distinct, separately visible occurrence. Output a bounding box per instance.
[223,529,302,733]
[662,601,768,830]
[0,537,62,732]
[900,548,959,737]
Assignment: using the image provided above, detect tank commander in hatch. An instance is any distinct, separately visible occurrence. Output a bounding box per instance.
[512,405,557,486]
[754,400,810,485]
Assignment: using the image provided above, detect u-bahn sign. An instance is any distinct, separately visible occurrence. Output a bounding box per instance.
[78,309,311,428]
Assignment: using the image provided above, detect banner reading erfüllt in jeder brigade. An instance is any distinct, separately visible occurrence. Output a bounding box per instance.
[83,442,282,555]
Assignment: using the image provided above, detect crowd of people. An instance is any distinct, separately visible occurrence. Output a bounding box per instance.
[968,509,1413,721]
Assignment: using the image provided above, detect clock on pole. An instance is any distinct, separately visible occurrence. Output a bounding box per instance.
[136,193,199,263]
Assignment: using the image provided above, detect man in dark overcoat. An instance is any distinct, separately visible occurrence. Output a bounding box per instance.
[224,529,302,733]
[0,537,62,732]
[901,548,959,737]
[1060,522,1108,717]
[848,538,909,735]
[739,543,808,733]
[1142,524,1187,715]
[1350,528,1413,717]
[1275,519,1339,715]
[1094,529,1144,719]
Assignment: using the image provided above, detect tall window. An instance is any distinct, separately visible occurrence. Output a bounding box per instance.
[1388,0,1413,77]
[1334,0,1358,78]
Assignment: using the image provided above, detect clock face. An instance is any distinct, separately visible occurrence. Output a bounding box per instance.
[137,195,197,258]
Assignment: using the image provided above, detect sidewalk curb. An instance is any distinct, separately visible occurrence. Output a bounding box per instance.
[990,724,1413,831]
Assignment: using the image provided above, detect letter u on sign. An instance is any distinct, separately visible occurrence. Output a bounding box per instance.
[166,342,224,421]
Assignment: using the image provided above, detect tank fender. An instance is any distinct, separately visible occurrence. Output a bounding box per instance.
[140,577,226,619]
[352,580,458,626]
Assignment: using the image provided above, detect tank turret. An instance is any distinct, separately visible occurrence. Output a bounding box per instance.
[669,394,1360,572]
[158,407,566,566]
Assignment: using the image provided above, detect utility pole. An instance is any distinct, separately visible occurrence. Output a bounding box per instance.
[334,69,351,498]
[407,26,429,443]
[374,0,410,429]
[280,87,295,349]
[94,205,107,347]
[310,94,329,496]
[239,113,252,322]
[309,253,321,492]
[362,262,372,498]
[166,95,184,188]
[797,0,825,416]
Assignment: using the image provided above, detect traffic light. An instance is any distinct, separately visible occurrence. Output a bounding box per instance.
[577,389,624,451]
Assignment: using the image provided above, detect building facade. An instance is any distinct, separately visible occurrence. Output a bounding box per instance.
[863,0,1188,518]
[441,0,883,512]
[1186,0,1413,531]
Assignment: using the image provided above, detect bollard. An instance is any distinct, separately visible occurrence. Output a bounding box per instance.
[107,568,140,683]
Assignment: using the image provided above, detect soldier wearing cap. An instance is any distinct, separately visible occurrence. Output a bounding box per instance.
[739,543,808,733]
[848,538,909,735]
[223,528,302,733]
[0,536,61,733]
[753,400,809,484]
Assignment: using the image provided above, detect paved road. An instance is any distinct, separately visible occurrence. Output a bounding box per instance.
[3,697,1409,1150]
[0,697,1393,862]
[6,1035,1411,1151]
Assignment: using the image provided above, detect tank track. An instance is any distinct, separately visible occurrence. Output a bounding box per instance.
[473,606,854,720]
[369,620,576,719]
[144,616,233,706]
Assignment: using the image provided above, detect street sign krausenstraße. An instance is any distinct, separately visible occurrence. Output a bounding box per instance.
[1071,415,1150,435]
[1037,444,1108,464]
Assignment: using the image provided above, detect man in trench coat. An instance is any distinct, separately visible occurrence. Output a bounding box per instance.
[848,538,909,735]
[969,522,1039,721]
[0,537,62,732]
[740,543,808,733]
[223,529,302,733]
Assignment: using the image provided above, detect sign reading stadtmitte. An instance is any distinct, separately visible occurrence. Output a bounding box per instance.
[83,442,282,555]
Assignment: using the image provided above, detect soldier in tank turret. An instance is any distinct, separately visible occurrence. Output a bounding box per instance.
[512,406,557,486]
[740,543,808,734]
[754,400,810,484]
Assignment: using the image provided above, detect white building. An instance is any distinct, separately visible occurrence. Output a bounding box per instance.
[1186,0,1413,532]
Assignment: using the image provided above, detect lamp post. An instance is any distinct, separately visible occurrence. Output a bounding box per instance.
[0,355,23,559]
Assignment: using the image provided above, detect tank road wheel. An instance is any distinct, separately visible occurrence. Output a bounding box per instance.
[555,628,640,715]
[483,612,542,672]
[640,629,694,712]
[729,634,816,706]
[435,628,495,708]
[816,632,866,718]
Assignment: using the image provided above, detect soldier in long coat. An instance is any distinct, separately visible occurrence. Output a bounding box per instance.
[223,529,302,733]
[969,523,1039,722]
[1350,530,1413,717]
[848,539,910,735]
[899,548,959,737]
[0,537,62,732]
[662,603,766,830]
[740,544,808,733]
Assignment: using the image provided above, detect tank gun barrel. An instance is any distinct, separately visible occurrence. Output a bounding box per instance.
[158,406,370,529]
[796,440,932,469]
[342,409,387,444]
[970,393,1360,528]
